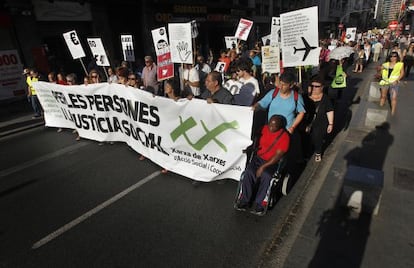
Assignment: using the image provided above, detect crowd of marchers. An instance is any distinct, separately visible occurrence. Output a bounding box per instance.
[22,30,413,215]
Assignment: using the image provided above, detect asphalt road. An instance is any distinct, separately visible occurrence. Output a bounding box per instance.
[0,126,299,267]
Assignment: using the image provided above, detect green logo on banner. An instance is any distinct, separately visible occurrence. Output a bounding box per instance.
[170,116,239,152]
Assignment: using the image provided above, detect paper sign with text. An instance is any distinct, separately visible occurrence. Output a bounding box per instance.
[235,18,253,41]
[87,38,110,67]
[121,34,135,62]
[168,23,193,64]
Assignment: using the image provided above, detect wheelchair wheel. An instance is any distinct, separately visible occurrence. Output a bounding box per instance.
[281,173,291,196]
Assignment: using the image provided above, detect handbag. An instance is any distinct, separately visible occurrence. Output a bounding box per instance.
[331,65,347,89]
[305,103,320,133]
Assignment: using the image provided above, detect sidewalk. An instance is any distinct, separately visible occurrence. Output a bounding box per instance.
[282,66,414,267]
[0,98,44,137]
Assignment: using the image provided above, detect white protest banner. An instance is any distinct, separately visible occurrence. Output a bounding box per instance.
[261,45,280,74]
[235,18,253,41]
[87,38,110,67]
[168,23,193,64]
[224,36,238,50]
[345,27,357,42]
[0,50,26,100]
[32,82,253,182]
[270,17,281,45]
[121,34,135,62]
[151,27,174,81]
[280,6,320,67]
[63,30,85,59]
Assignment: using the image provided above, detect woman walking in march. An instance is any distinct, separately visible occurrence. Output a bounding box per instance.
[379,52,404,115]
[304,76,334,162]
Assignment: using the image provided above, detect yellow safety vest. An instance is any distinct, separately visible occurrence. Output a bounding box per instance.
[379,62,403,86]
[27,76,38,95]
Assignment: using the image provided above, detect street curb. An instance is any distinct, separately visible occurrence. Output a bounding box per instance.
[0,121,45,138]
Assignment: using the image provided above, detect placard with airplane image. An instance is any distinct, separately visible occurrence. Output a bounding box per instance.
[87,38,110,67]
[280,6,320,67]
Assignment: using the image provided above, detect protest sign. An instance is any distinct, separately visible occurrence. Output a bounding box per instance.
[224,36,238,50]
[270,17,281,45]
[151,27,174,81]
[235,18,253,41]
[32,82,253,182]
[191,20,199,38]
[87,38,110,67]
[168,23,193,64]
[63,30,85,59]
[223,79,243,95]
[280,6,320,67]
[214,62,226,73]
[121,34,135,62]
[261,45,280,74]
[157,53,174,81]
[261,34,271,46]
[0,50,26,100]
[151,27,170,56]
[345,27,357,42]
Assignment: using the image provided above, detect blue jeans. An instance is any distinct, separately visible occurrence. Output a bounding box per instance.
[31,95,42,117]
[240,155,277,207]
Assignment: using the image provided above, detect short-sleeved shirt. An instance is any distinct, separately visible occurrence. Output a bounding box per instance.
[141,63,159,93]
[258,89,306,128]
[257,127,290,161]
[183,67,200,96]
[239,76,260,95]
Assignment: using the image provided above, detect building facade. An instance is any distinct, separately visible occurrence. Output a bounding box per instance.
[0,0,378,94]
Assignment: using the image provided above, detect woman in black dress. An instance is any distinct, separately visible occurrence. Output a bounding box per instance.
[304,76,334,162]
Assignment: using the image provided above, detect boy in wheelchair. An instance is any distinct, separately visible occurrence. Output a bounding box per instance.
[235,114,290,216]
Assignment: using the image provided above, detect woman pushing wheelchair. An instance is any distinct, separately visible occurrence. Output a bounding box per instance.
[235,114,290,216]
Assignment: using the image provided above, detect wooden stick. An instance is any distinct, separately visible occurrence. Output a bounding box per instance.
[80,58,88,76]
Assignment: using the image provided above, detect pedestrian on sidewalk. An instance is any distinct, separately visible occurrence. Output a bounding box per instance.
[379,52,404,115]
[402,42,414,79]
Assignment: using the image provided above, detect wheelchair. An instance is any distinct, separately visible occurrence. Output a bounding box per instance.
[234,155,291,215]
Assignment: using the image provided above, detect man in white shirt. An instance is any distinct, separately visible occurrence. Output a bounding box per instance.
[183,63,200,96]
[234,59,260,106]
[195,55,211,94]
[237,59,260,96]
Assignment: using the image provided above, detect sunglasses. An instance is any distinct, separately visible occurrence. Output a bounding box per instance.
[91,75,98,78]
[128,77,136,80]
[310,84,322,88]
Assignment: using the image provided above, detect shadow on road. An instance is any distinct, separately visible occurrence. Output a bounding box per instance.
[307,122,393,268]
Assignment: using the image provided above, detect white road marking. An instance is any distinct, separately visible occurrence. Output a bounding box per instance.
[32,171,161,249]
[0,142,89,178]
